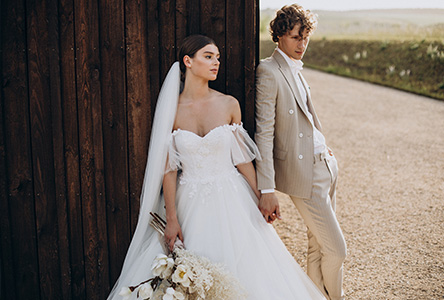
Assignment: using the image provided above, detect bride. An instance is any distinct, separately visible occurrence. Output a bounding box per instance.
[108,35,325,300]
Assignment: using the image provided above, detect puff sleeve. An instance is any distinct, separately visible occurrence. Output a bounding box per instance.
[230,123,262,166]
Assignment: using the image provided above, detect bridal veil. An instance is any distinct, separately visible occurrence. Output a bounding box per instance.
[108,62,180,299]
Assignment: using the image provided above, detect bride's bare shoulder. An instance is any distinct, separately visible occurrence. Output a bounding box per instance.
[210,89,238,106]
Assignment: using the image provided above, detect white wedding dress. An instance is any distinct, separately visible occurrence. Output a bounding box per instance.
[108,63,324,300]
[163,123,325,300]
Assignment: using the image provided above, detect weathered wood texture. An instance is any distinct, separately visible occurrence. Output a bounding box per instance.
[0,0,259,299]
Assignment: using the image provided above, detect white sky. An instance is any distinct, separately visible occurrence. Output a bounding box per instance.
[260,0,444,11]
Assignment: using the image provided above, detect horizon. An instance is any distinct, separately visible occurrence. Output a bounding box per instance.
[261,7,444,12]
[260,0,444,11]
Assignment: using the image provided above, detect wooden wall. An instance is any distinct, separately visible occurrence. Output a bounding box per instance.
[0,0,259,299]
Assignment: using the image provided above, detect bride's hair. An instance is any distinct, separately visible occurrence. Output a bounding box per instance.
[178,35,216,76]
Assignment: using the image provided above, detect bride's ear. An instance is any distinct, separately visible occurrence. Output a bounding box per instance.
[183,55,191,68]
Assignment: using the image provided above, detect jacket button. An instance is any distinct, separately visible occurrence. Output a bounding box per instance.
[298,155,303,159]
[299,133,303,138]
[289,109,294,115]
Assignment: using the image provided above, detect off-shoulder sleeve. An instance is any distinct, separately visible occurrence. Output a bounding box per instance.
[165,133,181,173]
[230,123,262,166]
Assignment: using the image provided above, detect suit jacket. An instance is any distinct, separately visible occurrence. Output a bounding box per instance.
[255,49,323,199]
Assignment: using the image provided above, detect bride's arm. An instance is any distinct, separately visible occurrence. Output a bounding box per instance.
[237,163,261,200]
[228,96,261,199]
[163,170,184,251]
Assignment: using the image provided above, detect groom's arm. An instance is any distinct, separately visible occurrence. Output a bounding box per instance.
[255,62,281,223]
[255,62,278,191]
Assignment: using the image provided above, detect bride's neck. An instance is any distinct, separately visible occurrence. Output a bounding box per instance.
[181,75,211,101]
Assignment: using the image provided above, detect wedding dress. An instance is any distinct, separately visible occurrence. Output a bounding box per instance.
[162,123,325,299]
[107,62,325,300]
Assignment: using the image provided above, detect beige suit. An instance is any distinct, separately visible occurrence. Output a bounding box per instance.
[255,50,322,199]
[255,50,346,300]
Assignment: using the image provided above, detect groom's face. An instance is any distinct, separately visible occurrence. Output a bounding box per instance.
[278,23,310,61]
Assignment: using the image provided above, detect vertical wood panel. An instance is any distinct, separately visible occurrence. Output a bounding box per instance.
[226,0,245,109]
[125,0,151,234]
[176,0,187,57]
[243,0,259,134]
[59,0,87,297]
[74,0,110,297]
[1,0,40,298]
[200,0,226,93]
[147,0,161,120]
[0,84,13,300]
[99,0,130,284]
[159,0,176,80]
[26,0,63,298]
[0,6,14,296]
[48,0,70,295]
[47,0,72,298]
[186,0,200,34]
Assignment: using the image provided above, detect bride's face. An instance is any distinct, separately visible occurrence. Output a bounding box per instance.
[186,44,220,81]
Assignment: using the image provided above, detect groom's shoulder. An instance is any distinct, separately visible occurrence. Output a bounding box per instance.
[257,56,278,75]
[259,56,276,67]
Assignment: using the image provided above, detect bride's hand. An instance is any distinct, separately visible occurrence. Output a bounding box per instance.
[165,218,184,252]
[259,192,281,224]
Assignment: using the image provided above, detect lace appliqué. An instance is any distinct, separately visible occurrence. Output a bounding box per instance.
[170,123,259,204]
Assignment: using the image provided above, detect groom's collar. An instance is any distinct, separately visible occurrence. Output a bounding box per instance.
[276,47,303,73]
[272,48,303,73]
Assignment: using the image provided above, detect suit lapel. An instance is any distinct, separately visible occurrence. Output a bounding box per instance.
[272,51,310,117]
[298,73,323,132]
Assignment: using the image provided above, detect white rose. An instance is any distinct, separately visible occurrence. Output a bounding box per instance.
[118,286,132,300]
[162,287,175,300]
[137,282,153,299]
[151,254,175,278]
[162,287,184,300]
[172,264,192,287]
[173,290,185,300]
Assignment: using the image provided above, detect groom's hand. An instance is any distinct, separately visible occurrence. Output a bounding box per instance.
[259,192,281,224]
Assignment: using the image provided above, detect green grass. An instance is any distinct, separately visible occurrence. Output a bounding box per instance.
[260,39,444,100]
[260,9,444,42]
[259,9,444,100]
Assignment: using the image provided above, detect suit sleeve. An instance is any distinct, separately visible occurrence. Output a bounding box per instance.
[255,62,278,191]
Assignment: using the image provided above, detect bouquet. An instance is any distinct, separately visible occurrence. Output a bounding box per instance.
[119,213,245,300]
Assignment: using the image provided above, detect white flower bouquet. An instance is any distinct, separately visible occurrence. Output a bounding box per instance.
[119,213,245,300]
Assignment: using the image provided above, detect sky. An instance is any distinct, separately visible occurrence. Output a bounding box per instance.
[260,0,444,11]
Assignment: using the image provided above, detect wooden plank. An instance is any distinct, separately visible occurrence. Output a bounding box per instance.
[200,0,226,93]
[59,0,86,297]
[176,0,187,58]
[26,0,62,298]
[98,0,130,285]
[0,0,40,298]
[46,0,72,298]
[243,0,259,135]
[147,0,160,121]
[74,0,110,297]
[226,0,245,115]
[159,0,177,80]
[0,77,14,300]
[125,0,151,235]
[186,0,200,34]
[0,4,15,298]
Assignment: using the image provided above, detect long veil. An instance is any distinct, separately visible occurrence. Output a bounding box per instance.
[108,62,180,299]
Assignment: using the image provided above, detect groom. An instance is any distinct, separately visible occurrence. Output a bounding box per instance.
[255,4,346,300]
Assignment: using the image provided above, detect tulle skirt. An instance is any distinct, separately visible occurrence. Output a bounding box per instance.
[175,170,325,300]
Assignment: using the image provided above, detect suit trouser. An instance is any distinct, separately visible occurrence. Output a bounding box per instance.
[290,151,346,300]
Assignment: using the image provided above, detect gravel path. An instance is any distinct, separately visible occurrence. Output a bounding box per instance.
[273,69,444,300]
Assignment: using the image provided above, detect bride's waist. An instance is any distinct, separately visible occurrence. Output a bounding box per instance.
[179,168,239,185]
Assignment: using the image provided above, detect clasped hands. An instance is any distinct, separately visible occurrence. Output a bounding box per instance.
[258,192,281,224]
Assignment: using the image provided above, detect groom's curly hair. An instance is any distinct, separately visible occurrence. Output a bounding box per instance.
[270,4,318,43]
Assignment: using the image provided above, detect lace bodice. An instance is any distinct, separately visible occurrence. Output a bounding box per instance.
[166,123,260,185]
